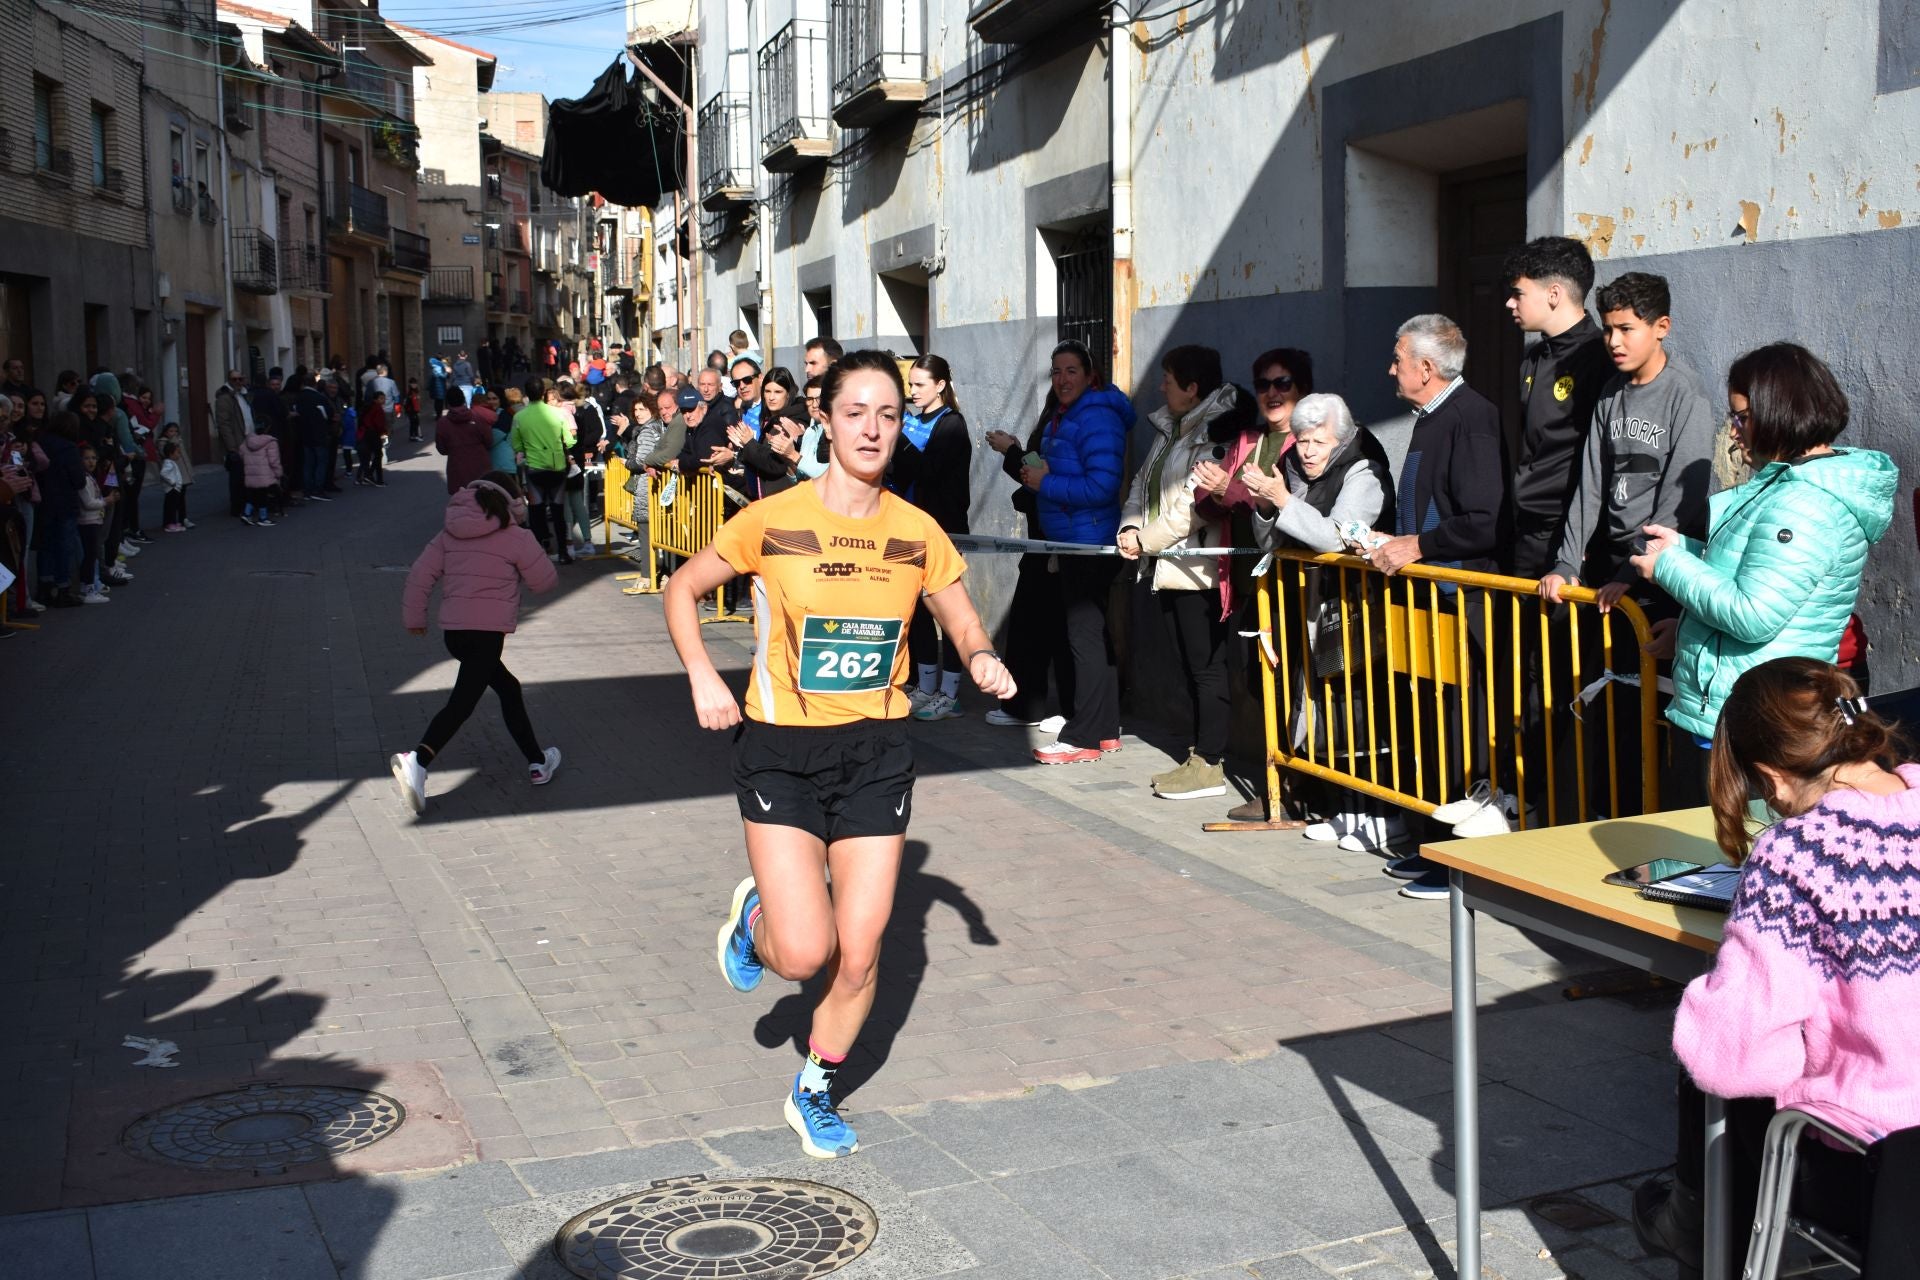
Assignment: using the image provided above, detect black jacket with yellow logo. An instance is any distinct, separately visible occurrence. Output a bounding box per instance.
[1510,313,1613,544]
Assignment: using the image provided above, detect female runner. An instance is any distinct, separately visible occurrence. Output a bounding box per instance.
[664,349,1015,1158]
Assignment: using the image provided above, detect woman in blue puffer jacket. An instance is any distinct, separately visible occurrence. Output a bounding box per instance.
[1017,339,1136,763]
[1630,342,1896,805]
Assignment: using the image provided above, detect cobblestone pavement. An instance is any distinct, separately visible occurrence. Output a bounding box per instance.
[2,443,1689,1278]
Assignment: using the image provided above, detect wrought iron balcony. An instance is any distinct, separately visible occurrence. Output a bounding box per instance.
[511,289,529,315]
[760,18,831,172]
[231,227,278,293]
[698,93,754,210]
[390,227,431,274]
[198,190,219,224]
[830,0,925,128]
[428,265,473,302]
[324,181,390,244]
[280,239,330,292]
[171,180,193,214]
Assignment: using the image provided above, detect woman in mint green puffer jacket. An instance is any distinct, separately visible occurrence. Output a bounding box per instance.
[1634,344,1896,755]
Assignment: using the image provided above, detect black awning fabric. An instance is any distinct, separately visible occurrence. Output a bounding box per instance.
[542,55,686,207]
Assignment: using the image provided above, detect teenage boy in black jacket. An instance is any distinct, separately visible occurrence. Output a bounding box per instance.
[1503,236,1613,577]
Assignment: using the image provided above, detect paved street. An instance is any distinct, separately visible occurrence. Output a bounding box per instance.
[2,440,1684,1279]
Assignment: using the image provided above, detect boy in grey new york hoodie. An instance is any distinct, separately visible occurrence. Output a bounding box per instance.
[1549,281,1716,617]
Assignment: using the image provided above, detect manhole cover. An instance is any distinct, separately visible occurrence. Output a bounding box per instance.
[250,569,316,578]
[123,1084,404,1173]
[555,1176,877,1280]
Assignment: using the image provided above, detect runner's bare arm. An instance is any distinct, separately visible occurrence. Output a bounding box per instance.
[664,545,744,730]
[924,582,1018,701]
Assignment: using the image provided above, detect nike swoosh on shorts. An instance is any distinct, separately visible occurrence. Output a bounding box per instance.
[755,791,773,812]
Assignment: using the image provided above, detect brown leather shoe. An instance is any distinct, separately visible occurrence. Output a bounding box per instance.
[1225,797,1267,822]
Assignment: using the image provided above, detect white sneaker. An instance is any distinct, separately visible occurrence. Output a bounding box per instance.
[23,598,47,614]
[913,691,963,721]
[255,517,277,527]
[530,746,562,785]
[77,584,110,605]
[984,707,1038,727]
[905,686,934,715]
[1304,811,1355,842]
[1037,715,1068,734]
[1431,780,1495,825]
[389,750,426,813]
[1337,812,1410,853]
[1451,803,1513,838]
[119,542,141,556]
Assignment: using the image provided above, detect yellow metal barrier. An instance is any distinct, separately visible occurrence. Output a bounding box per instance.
[606,466,749,624]
[1214,550,1660,833]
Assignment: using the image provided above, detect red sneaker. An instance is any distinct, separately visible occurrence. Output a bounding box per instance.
[1099,739,1122,752]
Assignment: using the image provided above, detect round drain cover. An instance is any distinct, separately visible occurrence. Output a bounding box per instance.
[555,1177,877,1280]
[123,1084,404,1173]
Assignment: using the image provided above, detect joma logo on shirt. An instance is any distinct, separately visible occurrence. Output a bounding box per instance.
[829,536,878,550]
[1610,416,1667,447]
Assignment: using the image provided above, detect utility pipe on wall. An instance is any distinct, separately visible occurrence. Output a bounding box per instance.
[1108,3,1135,393]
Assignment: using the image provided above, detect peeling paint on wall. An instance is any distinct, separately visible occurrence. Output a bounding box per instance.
[1879,209,1903,228]
[1738,200,1761,241]
[1571,0,1612,116]
[1574,211,1616,256]
[1579,134,1595,165]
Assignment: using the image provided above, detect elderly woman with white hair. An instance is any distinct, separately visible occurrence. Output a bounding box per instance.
[1239,392,1398,850]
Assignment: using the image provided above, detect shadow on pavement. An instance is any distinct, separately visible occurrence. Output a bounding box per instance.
[751,839,998,1102]
[1270,985,1682,1278]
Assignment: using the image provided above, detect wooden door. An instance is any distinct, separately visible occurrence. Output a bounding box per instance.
[185,313,211,464]
[1439,162,1527,451]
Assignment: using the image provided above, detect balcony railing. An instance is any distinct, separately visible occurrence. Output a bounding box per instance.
[830,0,926,128]
[511,289,529,314]
[698,93,754,209]
[171,180,192,214]
[198,190,219,224]
[231,227,278,293]
[390,227,431,274]
[760,18,831,172]
[428,265,473,301]
[325,181,390,242]
[339,51,390,114]
[281,239,329,291]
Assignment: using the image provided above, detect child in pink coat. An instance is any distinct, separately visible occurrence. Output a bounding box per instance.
[240,421,282,526]
[1634,656,1920,1275]
[390,473,560,814]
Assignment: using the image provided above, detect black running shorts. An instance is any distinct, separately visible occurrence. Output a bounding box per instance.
[731,719,915,843]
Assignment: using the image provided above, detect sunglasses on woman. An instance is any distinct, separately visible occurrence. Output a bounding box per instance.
[1253,375,1294,394]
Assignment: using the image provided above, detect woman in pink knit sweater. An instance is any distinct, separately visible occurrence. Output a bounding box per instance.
[389,473,560,814]
[1636,656,1920,1277]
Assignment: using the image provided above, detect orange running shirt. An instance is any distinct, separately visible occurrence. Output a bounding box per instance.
[711,480,967,726]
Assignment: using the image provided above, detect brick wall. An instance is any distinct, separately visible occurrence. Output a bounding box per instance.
[0,1,149,249]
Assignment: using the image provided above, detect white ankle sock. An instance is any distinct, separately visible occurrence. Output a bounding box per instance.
[916,663,938,694]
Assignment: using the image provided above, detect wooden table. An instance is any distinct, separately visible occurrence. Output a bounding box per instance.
[1423,809,1730,1280]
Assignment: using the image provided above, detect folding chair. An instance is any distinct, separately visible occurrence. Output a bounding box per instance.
[1744,1109,1866,1279]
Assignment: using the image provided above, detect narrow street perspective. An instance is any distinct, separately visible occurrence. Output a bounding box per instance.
[5,2,1918,1280]
[6,442,1684,1280]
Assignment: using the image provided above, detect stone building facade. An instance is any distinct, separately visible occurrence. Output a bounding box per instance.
[679,2,1920,680]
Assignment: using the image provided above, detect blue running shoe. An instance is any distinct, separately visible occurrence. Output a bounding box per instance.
[716,876,764,992]
[785,1074,859,1158]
